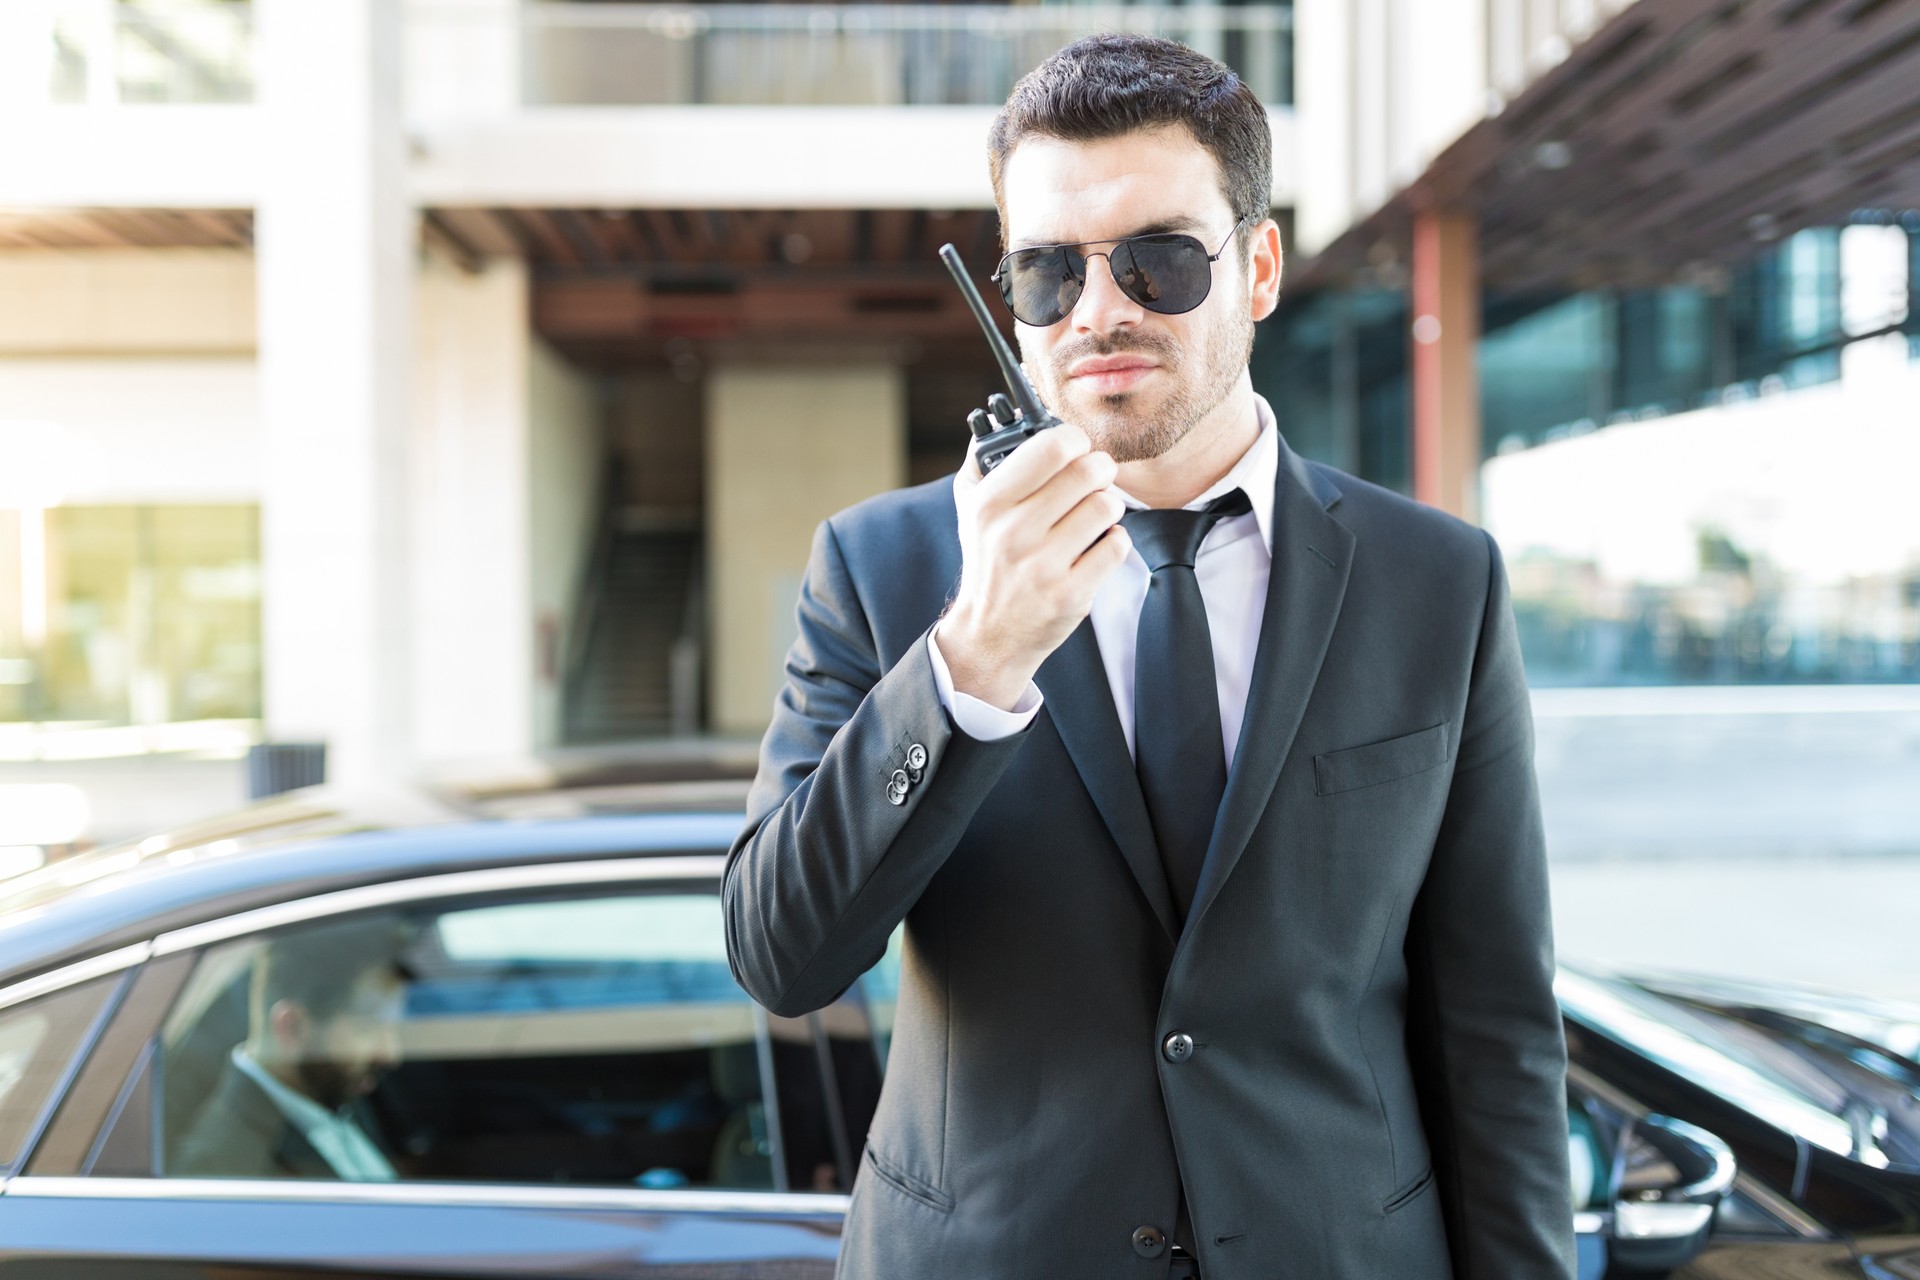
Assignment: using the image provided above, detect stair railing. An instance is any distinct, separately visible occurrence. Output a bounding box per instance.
[560,456,628,739]
[669,541,706,736]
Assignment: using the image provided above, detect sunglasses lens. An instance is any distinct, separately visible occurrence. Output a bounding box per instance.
[1115,236,1212,314]
[998,232,1220,325]
[1000,247,1084,327]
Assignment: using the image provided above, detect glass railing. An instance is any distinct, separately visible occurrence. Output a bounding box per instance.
[497,3,1294,108]
[4,2,1292,111]
[2,0,253,106]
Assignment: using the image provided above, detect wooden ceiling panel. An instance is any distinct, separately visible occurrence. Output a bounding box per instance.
[0,208,254,250]
[1300,0,1920,294]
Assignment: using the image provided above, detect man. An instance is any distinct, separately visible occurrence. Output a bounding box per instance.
[172,918,408,1180]
[724,34,1574,1280]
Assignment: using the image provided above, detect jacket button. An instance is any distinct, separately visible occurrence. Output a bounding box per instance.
[1162,1032,1194,1063]
[1131,1225,1167,1258]
[906,742,928,770]
[890,768,911,790]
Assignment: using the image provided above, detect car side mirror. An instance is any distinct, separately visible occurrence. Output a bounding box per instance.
[1608,1114,1737,1275]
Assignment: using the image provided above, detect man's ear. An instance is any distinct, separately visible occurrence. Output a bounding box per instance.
[1247,218,1284,322]
[268,999,309,1051]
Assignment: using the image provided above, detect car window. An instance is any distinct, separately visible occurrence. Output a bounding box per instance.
[154,891,787,1189]
[0,977,120,1173]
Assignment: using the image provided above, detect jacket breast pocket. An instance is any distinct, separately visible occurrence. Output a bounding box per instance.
[1314,723,1451,796]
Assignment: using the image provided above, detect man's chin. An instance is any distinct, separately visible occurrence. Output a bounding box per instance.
[1070,396,1174,464]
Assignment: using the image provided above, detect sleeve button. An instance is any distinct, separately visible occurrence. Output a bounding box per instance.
[906,743,928,770]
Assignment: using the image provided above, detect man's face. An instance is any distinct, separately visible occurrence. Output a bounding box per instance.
[277,967,404,1112]
[999,127,1264,464]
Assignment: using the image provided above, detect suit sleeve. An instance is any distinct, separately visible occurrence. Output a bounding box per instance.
[723,517,1031,1017]
[1406,530,1577,1280]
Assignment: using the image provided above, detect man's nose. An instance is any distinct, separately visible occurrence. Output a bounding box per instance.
[1070,251,1145,334]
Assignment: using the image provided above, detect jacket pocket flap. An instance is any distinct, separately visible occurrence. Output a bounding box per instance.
[1314,723,1450,796]
[863,1146,954,1213]
[1382,1165,1435,1214]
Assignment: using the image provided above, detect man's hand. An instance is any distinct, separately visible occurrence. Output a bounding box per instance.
[937,425,1132,710]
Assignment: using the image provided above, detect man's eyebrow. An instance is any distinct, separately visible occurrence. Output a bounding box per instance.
[1009,215,1209,251]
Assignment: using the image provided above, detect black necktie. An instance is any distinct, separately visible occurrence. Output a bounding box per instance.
[1120,488,1252,927]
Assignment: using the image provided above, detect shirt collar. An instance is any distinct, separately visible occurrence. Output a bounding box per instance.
[230,1044,340,1133]
[1115,394,1280,554]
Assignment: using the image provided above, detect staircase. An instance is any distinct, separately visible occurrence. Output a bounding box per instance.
[564,520,703,743]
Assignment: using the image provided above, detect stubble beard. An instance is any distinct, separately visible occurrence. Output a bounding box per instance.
[1032,307,1256,465]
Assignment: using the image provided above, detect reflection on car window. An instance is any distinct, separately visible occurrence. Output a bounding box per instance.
[0,977,117,1172]
[860,926,904,1073]
[1557,969,1857,1158]
[157,892,778,1189]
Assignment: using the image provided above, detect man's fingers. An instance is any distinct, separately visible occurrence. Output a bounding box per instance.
[973,423,1091,507]
[1006,449,1115,538]
[955,434,984,493]
[1051,487,1126,557]
[1068,523,1133,591]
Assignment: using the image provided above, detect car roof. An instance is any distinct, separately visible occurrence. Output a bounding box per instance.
[0,782,747,992]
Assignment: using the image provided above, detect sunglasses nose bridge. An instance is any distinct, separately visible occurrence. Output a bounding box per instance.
[1066,246,1146,325]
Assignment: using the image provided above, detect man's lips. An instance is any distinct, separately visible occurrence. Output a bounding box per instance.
[1067,356,1157,394]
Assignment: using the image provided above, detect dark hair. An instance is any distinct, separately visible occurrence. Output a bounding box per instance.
[254,914,416,1026]
[988,34,1272,244]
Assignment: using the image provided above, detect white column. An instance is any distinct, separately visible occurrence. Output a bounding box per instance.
[255,0,413,791]
[1293,0,1355,256]
[409,257,533,766]
[409,255,601,768]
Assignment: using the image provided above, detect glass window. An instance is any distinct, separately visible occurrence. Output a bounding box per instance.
[156,892,783,1189]
[0,977,119,1172]
[2,503,260,729]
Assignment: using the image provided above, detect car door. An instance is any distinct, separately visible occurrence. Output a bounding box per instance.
[0,853,862,1278]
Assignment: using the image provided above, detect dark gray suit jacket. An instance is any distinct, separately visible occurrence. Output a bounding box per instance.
[724,434,1575,1279]
[170,1059,339,1179]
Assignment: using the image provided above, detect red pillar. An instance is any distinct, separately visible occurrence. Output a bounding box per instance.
[1411,210,1482,522]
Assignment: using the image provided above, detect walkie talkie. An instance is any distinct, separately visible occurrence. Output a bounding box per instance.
[939,243,1063,473]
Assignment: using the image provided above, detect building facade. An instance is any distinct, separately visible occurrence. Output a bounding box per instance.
[2,0,1914,796]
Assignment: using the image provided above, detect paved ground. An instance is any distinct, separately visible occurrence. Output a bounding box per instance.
[5,685,1918,999]
[1550,856,1920,1001]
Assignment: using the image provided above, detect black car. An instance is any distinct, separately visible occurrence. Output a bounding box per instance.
[0,781,1912,1278]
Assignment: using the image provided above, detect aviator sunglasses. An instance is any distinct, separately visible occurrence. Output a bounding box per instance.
[992,216,1248,328]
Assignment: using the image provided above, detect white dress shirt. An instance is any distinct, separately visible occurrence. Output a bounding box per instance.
[230,1045,398,1181]
[930,395,1279,768]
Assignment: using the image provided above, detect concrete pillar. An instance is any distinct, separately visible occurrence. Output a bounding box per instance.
[706,364,905,736]
[255,0,413,790]
[1292,0,1355,256]
[1411,209,1482,522]
[409,255,600,767]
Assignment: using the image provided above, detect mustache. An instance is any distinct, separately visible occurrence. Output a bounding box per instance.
[1049,330,1179,377]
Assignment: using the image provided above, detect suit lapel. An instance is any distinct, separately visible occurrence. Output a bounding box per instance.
[1185,439,1354,937]
[1036,620,1179,940]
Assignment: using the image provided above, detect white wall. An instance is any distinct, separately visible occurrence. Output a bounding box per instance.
[0,359,259,503]
[0,250,255,354]
[527,337,601,752]
[706,364,905,735]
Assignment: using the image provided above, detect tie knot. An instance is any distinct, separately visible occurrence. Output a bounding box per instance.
[1120,488,1251,572]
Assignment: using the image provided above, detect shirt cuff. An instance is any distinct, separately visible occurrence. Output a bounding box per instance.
[926,627,1043,741]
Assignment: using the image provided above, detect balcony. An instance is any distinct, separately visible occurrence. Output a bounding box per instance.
[2,1,1296,215]
[3,0,1292,112]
